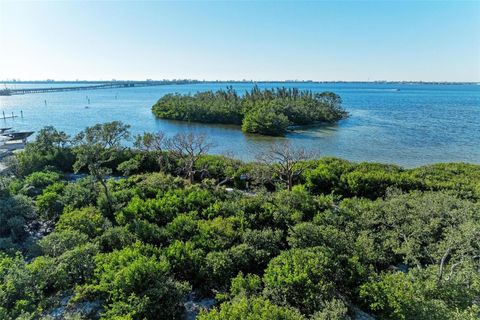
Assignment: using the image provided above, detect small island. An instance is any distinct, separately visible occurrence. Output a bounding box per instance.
[152,86,349,136]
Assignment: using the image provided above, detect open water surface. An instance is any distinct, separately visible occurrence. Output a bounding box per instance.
[1,82,479,167]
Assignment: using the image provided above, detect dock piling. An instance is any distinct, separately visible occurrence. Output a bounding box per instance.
[1,111,19,120]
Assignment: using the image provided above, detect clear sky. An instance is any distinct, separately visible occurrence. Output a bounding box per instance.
[0,0,479,82]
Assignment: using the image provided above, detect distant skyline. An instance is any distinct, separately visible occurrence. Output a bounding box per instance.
[1,1,479,82]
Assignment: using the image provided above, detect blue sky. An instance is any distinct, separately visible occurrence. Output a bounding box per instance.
[0,1,479,81]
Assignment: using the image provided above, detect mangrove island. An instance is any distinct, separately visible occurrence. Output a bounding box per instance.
[152,86,349,136]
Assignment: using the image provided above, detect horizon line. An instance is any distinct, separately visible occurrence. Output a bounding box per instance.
[1,79,479,84]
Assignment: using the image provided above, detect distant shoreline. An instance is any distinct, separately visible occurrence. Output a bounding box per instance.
[1,80,478,86]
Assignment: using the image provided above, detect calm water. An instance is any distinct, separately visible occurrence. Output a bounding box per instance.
[1,82,479,167]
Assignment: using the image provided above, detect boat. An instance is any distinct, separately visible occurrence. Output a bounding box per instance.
[0,129,34,151]
[2,131,34,142]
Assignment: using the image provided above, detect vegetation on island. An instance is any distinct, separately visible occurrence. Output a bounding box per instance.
[1,121,479,320]
[152,86,349,136]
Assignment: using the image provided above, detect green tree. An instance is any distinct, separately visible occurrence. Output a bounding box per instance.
[360,271,448,320]
[12,126,72,176]
[133,131,167,171]
[242,107,290,136]
[263,247,335,315]
[20,171,61,197]
[73,121,130,216]
[304,157,353,195]
[61,176,98,209]
[35,182,65,221]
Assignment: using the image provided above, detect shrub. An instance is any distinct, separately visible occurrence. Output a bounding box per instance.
[198,296,305,320]
[78,244,189,319]
[0,194,36,244]
[97,226,137,252]
[35,182,65,221]
[165,240,205,284]
[38,229,89,257]
[263,247,335,314]
[56,207,108,238]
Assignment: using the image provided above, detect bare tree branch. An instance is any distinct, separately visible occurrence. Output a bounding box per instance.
[256,141,314,191]
[165,132,214,183]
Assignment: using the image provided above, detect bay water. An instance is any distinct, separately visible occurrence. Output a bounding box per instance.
[1,82,479,167]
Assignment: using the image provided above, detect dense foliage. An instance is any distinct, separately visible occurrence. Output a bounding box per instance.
[152,86,348,136]
[0,122,479,319]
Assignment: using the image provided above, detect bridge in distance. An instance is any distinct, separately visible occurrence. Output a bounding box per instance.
[0,81,192,96]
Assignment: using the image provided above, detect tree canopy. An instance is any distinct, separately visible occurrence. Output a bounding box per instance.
[152,86,348,136]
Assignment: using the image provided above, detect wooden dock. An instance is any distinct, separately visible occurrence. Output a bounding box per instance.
[0,81,189,96]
